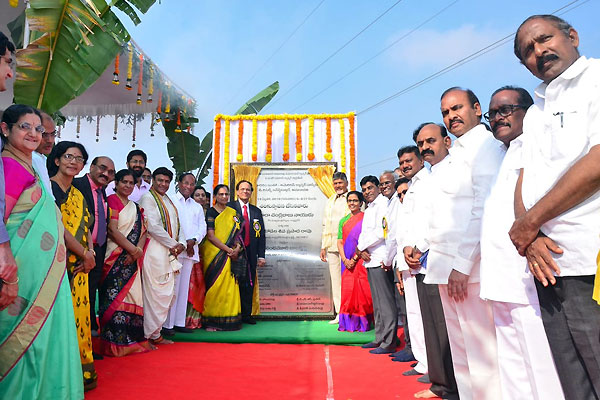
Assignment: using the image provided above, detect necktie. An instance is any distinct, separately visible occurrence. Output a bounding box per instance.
[96,188,107,247]
[243,204,250,247]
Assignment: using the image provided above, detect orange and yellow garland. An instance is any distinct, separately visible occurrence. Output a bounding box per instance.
[339,117,346,173]
[348,114,356,190]
[266,119,273,162]
[236,120,244,162]
[112,54,120,85]
[283,118,290,161]
[307,117,315,161]
[252,119,258,162]
[126,43,133,90]
[136,53,144,104]
[295,118,302,161]
[213,119,221,188]
[223,120,231,185]
[324,117,333,161]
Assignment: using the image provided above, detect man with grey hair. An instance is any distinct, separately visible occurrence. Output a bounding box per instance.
[510,15,600,399]
[320,170,350,324]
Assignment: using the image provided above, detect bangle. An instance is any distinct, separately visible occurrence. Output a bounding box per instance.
[2,276,19,285]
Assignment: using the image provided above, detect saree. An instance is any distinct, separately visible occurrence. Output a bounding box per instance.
[54,181,97,390]
[98,195,152,356]
[186,257,206,329]
[201,206,242,331]
[337,212,374,332]
[0,158,83,399]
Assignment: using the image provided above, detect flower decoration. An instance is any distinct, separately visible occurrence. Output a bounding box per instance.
[283,118,290,161]
[156,90,162,122]
[213,119,221,187]
[95,116,101,142]
[295,118,302,161]
[223,119,231,185]
[348,114,356,190]
[136,53,143,105]
[236,119,244,161]
[266,119,273,162]
[147,65,154,103]
[324,117,333,161]
[307,117,315,161]
[112,53,120,85]
[76,115,81,139]
[251,118,258,162]
[164,94,171,122]
[174,110,182,132]
[126,43,133,90]
[339,118,346,173]
[113,115,118,140]
[132,116,137,148]
[150,112,155,137]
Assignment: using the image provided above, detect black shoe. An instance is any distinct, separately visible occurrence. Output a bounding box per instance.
[361,341,380,349]
[92,352,104,360]
[174,326,194,333]
[242,317,257,325]
[417,374,431,384]
[161,327,175,337]
[369,347,394,355]
[392,349,416,362]
[402,368,423,376]
[411,362,417,368]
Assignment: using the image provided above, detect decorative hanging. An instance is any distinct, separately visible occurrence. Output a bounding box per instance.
[147,65,154,103]
[236,120,244,161]
[164,94,171,122]
[213,119,221,187]
[132,116,137,147]
[283,118,290,161]
[136,53,144,104]
[307,117,315,161]
[95,116,101,142]
[265,119,273,162]
[156,90,162,122]
[57,124,62,139]
[223,120,231,185]
[324,117,333,161]
[76,115,81,139]
[112,53,120,85]
[174,110,182,132]
[251,119,258,162]
[9,0,19,7]
[150,112,155,137]
[348,114,356,190]
[295,118,302,161]
[126,43,133,90]
[339,118,346,173]
[113,115,118,140]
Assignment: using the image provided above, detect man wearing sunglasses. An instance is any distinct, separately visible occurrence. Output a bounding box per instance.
[509,15,600,399]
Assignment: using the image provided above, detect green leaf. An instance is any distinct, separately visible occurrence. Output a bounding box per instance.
[163,117,204,173]
[7,10,26,49]
[233,81,279,115]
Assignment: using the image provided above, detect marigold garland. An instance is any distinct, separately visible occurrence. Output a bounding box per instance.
[174,110,182,132]
[147,65,154,103]
[324,117,333,161]
[266,119,273,162]
[112,53,120,85]
[283,119,290,161]
[348,114,356,190]
[223,120,231,185]
[236,120,244,161]
[136,54,143,104]
[156,90,162,122]
[150,112,155,137]
[307,117,315,161]
[164,94,171,121]
[339,118,346,173]
[132,116,137,148]
[213,119,221,187]
[126,43,133,90]
[251,119,258,162]
[295,118,302,161]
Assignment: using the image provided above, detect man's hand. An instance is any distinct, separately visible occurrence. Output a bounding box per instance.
[360,250,371,262]
[186,239,196,257]
[447,269,469,302]
[380,261,391,271]
[257,258,266,268]
[170,243,185,257]
[509,213,540,256]
[525,233,563,287]
[403,246,422,269]
[395,278,404,296]
[320,249,327,263]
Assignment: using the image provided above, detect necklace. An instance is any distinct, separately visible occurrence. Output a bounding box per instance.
[4,147,38,177]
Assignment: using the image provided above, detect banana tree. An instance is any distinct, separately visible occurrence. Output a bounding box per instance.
[13,0,157,114]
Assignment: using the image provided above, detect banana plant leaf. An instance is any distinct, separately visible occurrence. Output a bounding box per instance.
[7,10,26,49]
[112,0,157,26]
[163,114,204,173]
[193,81,280,184]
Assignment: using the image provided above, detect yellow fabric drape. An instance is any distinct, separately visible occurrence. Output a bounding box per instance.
[232,165,262,205]
[593,250,600,305]
[308,165,336,199]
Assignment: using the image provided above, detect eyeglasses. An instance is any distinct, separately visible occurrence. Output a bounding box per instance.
[484,105,527,121]
[14,122,45,134]
[347,199,361,203]
[1,56,15,68]
[398,190,408,198]
[42,131,56,140]
[62,153,85,164]
[95,163,115,176]
[379,180,394,187]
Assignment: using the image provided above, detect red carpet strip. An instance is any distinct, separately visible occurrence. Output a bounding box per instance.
[85,342,427,399]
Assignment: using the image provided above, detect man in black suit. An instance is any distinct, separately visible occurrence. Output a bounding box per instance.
[227,180,266,324]
[73,156,115,339]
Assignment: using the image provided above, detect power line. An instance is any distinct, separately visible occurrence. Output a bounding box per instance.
[356,0,584,116]
[220,0,327,111]
[264,0,406,111]
[290,0,459,112]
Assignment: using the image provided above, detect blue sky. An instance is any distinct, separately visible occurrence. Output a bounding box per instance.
[114,0,599,180]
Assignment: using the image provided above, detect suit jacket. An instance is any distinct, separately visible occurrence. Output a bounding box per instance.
[227,200,266,270]
[73,175,110,244]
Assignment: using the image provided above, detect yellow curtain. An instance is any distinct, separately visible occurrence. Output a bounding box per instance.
[232,164,262,205]
[308,165,336,198]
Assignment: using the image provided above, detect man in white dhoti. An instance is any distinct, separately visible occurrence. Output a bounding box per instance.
[139,167,185,345]
[162,173,206,336]
[480,86,564,400]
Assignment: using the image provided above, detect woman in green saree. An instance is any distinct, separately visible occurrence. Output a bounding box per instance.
[0,105,83,399]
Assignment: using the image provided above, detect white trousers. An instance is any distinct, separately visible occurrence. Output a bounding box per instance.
[402,270,427,374]
[328,251,341,313]
[492,300,564,400]
[163,258,194,329]
[439,282,501,400]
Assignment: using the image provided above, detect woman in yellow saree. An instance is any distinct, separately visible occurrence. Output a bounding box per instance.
[0,105,83,399]
[49,141,98,391]
[201,184,244,331]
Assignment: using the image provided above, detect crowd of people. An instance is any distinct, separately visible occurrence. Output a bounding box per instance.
[319,14,600,400]
[1,13,600,400]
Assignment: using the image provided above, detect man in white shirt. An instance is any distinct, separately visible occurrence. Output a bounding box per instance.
[162,173,207,336]
[31,112,55,195]
[481,86,563,400]
[358,174,398,354]
[422,87,505,399]
[320,171,350,324]
[509,15,600,399]
[106,150,151,202]
[405,123,458,400]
